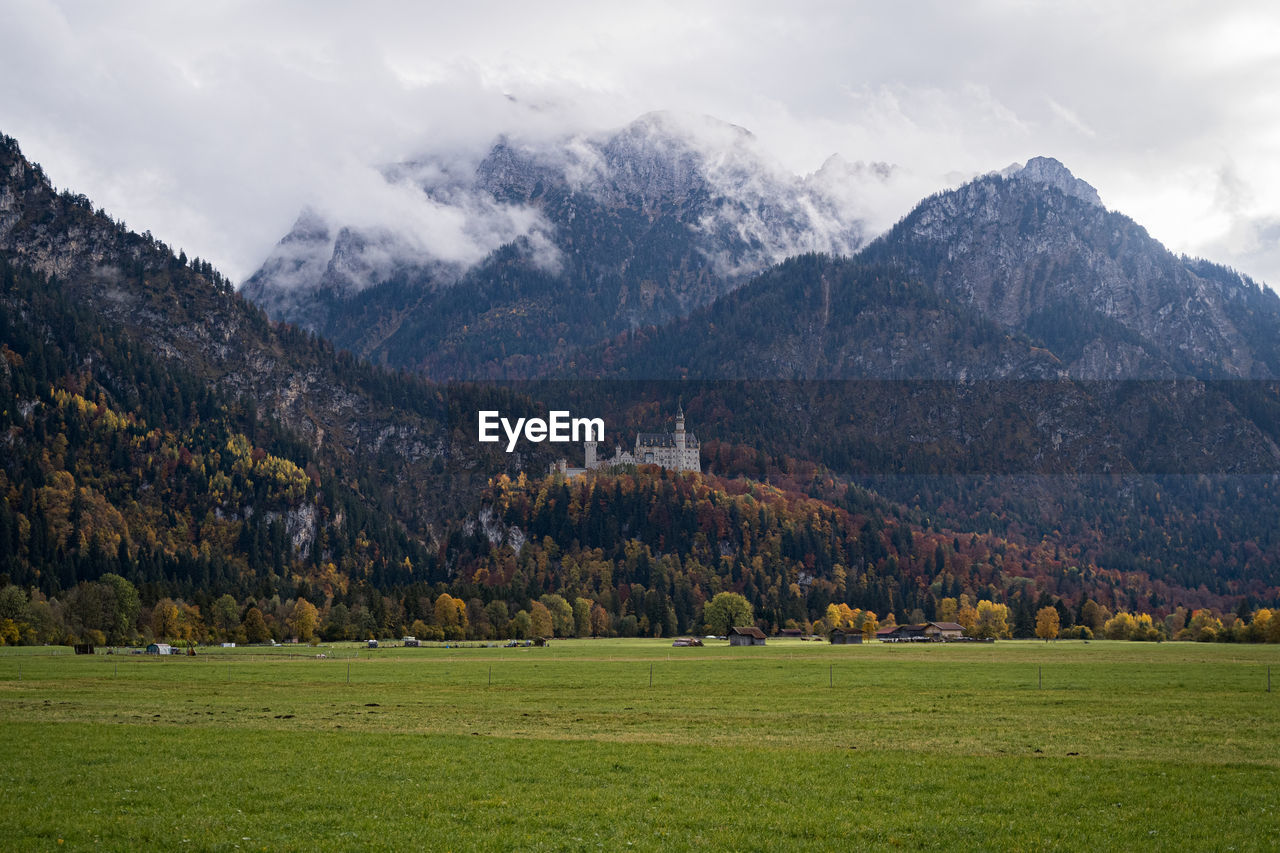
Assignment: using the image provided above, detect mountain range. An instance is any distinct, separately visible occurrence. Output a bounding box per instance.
[244,112,885,379]
[3,113,1279,642]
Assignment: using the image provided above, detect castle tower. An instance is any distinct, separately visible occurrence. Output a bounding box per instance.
[675,401,686,449]
[584,439,598,469]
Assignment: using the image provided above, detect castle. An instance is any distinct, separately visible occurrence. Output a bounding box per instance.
[552,405,700,476]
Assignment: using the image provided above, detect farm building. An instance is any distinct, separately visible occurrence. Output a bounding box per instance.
[925,621,965,641]
[880,624,929,642]
[879,623,967,642]
[778,628,804,639]
[145,643,173,655]
[828,627,863,644]
[729,626,767,646]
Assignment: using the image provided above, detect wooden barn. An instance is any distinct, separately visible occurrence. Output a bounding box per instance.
[828,627,863,644]
[729,626,767,646]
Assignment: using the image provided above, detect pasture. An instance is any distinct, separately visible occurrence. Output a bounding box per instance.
[1,639,1278,851]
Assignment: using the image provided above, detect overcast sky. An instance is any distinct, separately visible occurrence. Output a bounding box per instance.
[3,0,1279,287]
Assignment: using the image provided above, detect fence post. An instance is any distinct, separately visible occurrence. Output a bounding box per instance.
[649,663,653,687]
[1039,665,1042,690]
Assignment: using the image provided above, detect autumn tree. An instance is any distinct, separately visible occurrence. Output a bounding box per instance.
[860,611,879,641]
[1035,606,1060,641]
[938,597,959,623]
[176,602,205,643]
[974,601,1011,640]
[539,594,574,638]
[1186,609,1223,642]
[1080,599,1108,632]
[528,600,553,638]
[434,593,468,640]
[287,599,319,642]
[573,597,592,638]
[589,602,610,637]
[242,606,271,644]
[152,598,180,640]
[825,603,860,630]
[1103,611,1136,640]
[703,592,753,636]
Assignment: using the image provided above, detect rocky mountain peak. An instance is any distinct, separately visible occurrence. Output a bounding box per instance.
[1004,156,1103,207]
[871,156,1280,379]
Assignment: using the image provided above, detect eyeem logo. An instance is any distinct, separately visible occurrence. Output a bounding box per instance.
[478,410,605,452]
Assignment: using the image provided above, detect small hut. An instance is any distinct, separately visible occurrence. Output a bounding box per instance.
[728,626,767,646]
[145,643,173,655]
[828,627,863,644]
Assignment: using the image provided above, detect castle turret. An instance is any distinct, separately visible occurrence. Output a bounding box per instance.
[584,439,598,469]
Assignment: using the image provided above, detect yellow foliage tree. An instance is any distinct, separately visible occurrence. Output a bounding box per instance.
[287,599,319,642]
[938,597,958,623]
[435,593,468,640]
[974,601,1011,639]
[1187,609,1223,642]
[1035,606,1060,641]
[1103,611,1136,640]
[151,598,179,640]
[529,600,554,638]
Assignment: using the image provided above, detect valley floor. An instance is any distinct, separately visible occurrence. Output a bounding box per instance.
[1,640,1278,850]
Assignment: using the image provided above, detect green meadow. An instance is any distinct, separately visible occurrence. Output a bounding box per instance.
[2,640,1278,851]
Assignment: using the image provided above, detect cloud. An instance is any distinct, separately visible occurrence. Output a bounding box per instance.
[1,0,1278,287]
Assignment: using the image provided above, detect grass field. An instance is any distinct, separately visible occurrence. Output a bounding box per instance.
[2,639,1278,851]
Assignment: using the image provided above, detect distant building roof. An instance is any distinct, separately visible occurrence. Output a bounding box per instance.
[731,626,767,639]
[637,433,677,447]
[929,621,965,631]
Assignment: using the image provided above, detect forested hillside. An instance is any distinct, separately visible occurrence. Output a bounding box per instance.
[3,131,1279,649]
